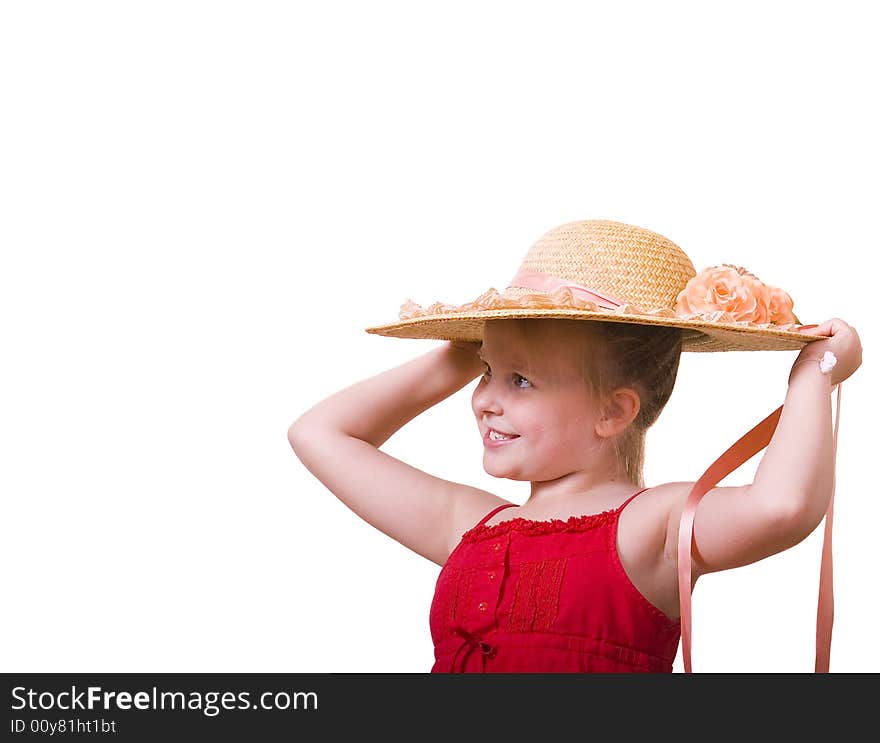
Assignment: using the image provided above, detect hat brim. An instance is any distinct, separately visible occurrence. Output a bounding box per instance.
[365,308,825,353]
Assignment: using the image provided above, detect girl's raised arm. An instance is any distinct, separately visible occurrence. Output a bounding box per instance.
[664,318,861,580]
[288,342,504,566]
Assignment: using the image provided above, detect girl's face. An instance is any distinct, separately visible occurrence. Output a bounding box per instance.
[471,320,605,482]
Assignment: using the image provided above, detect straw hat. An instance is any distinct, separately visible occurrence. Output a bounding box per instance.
[365,219,821,353]
[363,218,841,674]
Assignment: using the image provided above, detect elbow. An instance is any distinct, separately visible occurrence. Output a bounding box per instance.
[288,417,338,460]
[287,418,311,453]
[287,420,321,472]
[774,487,833,542]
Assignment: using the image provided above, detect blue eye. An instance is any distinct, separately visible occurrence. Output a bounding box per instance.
[513,374,531,389]
[480,364,531,389]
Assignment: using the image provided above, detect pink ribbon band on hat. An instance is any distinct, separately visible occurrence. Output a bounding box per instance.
[508,269,627,310]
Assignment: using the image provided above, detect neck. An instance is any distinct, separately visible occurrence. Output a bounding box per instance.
[526,470,639,511]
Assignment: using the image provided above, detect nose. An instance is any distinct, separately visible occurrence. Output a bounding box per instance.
[472,373,502,418]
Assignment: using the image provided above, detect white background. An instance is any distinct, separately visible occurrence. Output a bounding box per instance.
[1,1,875,673]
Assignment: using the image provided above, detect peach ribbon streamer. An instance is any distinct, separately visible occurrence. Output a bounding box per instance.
[509,269,840,673]
[677,383,841,673]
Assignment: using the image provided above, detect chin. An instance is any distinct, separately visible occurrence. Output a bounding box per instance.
[483,461,526,481]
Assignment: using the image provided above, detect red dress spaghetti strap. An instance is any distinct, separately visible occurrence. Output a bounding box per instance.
[429,487,681,673]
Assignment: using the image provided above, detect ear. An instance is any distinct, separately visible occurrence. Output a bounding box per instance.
[595,387,641,437]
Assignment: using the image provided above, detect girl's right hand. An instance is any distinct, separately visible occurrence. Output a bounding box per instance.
[447,340,483,370]
[448,340,482,355]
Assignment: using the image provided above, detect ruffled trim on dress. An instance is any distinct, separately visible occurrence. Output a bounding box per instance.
[460,508,619,543]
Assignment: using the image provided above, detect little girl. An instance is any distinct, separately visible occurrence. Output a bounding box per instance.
[288,219,861,673]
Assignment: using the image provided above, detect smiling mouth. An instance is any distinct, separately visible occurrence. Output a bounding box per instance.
[487,429,520,442]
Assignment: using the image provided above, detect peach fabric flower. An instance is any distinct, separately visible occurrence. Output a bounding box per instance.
[764,284,798,325]
[675,264,798,325]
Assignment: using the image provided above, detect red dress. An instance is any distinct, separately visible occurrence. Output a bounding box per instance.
[429,487,681,672]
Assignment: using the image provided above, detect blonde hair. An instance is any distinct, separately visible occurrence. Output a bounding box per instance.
[509,318,684,487]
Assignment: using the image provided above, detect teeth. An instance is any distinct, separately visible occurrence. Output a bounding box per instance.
[489,430,514,441]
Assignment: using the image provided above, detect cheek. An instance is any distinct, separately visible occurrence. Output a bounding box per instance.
[516,405,553,438]
[547,400,594,440]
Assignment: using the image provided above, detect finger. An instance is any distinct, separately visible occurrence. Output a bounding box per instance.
[797,323,827,335]
[797,320,835,336]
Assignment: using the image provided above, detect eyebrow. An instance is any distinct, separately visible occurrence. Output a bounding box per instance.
[478,349,532,370]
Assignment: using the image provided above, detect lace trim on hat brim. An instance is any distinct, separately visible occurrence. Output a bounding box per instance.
[399,287,803,333]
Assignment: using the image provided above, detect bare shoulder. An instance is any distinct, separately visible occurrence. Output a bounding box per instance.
[445,486,514,560]
[657,480,753,572]
[615,482,690,620]
[621,481,685,524]
[615,481,753,619]
[617,481,745,565]
[617,482,685,564]
[620,478,785,610]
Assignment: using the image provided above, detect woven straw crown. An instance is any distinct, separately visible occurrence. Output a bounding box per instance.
[365,219,817,353]
[506,220,695,310]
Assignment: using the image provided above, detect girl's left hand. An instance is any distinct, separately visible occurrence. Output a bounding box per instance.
[447,340,482,356]
[792,318,862,387]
